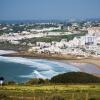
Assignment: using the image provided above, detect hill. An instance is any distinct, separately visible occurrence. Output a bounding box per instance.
[50,72,100,83]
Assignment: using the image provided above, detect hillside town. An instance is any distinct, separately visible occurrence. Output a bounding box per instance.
[28,27,100,57]
[0,20,100,57]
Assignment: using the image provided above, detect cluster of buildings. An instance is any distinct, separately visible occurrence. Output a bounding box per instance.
[0,25,60,40]
[0,26,72,44]
[29,27,100,57]
[0,21,100,57]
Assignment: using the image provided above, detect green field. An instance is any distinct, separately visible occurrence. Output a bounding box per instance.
[0,84,100,100]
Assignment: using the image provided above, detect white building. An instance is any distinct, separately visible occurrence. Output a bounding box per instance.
[36,42,51,47]
[88,27,100,37]
[85,35,96,45]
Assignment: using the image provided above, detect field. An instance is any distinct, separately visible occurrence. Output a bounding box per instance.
[0,84,100,100]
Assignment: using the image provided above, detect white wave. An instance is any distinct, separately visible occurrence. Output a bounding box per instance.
[20,69,59,79]
[20,70,47,79]
[0,56,80,71]
[40,70,59,78]
[39,60,80,72]
[0,56,80,79]
[0,56,52,70]
[0,50,17,55]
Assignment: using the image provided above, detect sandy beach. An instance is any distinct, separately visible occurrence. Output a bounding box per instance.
[1,50,100,77]
[2,51,100,66]
[57,57,100,77]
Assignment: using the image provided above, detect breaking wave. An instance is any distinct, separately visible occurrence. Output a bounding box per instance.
[0,50,17,55]
[0,56,80,79]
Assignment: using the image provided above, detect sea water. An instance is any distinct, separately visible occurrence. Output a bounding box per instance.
[0,56,80,83]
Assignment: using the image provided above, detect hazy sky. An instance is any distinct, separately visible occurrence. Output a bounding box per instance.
[0,0,100,20]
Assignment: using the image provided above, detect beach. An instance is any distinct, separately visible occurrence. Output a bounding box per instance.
[1,50,100,78]
[2,50,100,66]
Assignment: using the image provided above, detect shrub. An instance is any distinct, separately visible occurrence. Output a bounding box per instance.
[6,81,16,85]
[88,97,96,100]
[0,93,10,100]
[26,78,48,85]
[48,94,65,100]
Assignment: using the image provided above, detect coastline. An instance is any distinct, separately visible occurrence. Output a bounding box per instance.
[2,51,100,66]
[1,50,100,77]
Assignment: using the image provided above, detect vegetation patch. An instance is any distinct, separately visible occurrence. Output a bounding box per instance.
[50,72,100,84]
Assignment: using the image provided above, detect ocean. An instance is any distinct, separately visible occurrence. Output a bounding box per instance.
[0,50,100,83]
[0,56,80,83]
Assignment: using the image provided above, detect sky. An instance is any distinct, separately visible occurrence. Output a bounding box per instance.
[0,0,100,20]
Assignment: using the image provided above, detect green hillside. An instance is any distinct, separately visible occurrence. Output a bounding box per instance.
[50,72,100,84]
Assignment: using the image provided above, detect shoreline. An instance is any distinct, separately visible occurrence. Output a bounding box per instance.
[1,51,100,66]
[1,50,100,77]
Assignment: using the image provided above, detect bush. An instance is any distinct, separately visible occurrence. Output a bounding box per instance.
[0,93,10,100]
[88,97,96,100]
[26,78,49,85]
[48,94,65,100]
[6,81,16,85]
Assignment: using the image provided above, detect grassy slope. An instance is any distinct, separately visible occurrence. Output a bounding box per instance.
[0,84,100,100]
